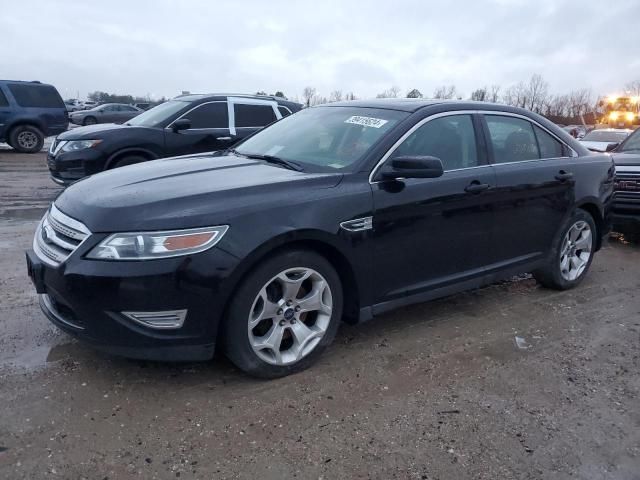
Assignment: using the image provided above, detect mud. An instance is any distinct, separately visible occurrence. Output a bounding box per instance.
[0,151,639,479]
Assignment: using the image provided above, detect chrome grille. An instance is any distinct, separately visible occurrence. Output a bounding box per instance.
[33,205,91,267]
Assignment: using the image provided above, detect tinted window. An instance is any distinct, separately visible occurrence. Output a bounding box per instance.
[102,105,118,112]
[184,102,228,129]
[127,100,189,127]
[278,106,292,117]
[7,83,64,108]
[394,114,478,170]
[0,89,8,107]
[234,104,277,127]
[534,125,564,158]
[120,105,138,112]
[486,116,539,163]
[620,129,640,153]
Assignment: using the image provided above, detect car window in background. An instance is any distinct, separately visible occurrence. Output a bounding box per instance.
[619,129,640,153]
[486,115,539,163]
[121,105,138,112]
[582,130,630,142]
[184,102,229,129]
[534,125,564,158]
[7,83,64,108]
[126,100,189,127]
[234,104,277,127]
[0,89,8,107]
[235,106,408,171]
[278,106,292,117]
[102,105,118,112]
[394,114,478,170]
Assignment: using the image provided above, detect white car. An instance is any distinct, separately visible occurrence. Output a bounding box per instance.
[579,128,633,152]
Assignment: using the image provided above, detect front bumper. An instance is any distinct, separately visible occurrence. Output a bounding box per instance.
[47,148,106,185]
[26,238,240,361]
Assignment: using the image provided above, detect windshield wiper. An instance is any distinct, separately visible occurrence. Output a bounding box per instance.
[231,150,303,171]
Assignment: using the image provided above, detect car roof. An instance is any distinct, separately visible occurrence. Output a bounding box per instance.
[0,79,54,87]
[322,98,538,114]
[174,93,302,108]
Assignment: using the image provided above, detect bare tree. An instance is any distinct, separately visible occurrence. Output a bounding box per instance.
[502,81,528,108]
[345,92,357,101]
[625,80,640,96]
[433,85,457,99]
[470,87,488,101]
[488,85,501,103]
[525,74,549,113]
[376,86,401,98]
[302,86,317,107]
[406,88,423,98]
[329,90,343,102]
[567,89,592,118]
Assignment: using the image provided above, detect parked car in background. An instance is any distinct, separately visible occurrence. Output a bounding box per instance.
[80,101,98,110]
[28,100,613,378]
[562,124,588,139]
[68,103,142,126]
[579,128,633,152]
[64,99,82,112]
[0,80,68,153]
[133,102,152,110]
[609,128,640,232]
[48,94,302,185]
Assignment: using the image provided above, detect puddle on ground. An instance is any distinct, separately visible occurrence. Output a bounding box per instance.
[0,340,83,373]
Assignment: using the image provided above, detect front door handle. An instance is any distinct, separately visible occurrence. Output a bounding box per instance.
[555,170,574,182]
[216,136,232,141]
[464,181,490,194]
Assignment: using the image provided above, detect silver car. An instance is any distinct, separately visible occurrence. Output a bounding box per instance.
[69,103,142,126]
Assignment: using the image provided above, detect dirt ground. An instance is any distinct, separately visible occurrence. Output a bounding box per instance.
[0,149,639,480]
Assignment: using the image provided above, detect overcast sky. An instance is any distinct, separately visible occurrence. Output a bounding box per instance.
[2,0,639,101]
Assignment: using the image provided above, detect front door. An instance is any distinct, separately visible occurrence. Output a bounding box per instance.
[371,113,498,304]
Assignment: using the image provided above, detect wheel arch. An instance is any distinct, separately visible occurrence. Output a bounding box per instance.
[8,120,45,137]
[576,200,605,251]
[105,148,159,169]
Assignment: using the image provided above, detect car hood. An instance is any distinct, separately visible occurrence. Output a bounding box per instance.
[611,152,640,168]
[57,123,141,140]
[579,140,616,152]
[55,154,343,232]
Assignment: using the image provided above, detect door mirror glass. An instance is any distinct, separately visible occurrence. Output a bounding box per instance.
[171,118,191,132]
[382,155,444,179]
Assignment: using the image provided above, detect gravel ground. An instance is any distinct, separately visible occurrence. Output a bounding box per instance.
[0,150,639,480]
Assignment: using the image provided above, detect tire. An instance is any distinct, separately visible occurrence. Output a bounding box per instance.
[111,155,146,169]
[533,209,597,290]
[222,249,343,378]
[9,125,44,153]
[83,116,97,126]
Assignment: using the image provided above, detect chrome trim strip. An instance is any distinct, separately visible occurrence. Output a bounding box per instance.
[50,204,91,236]
[615,165,640,173]
[340,216,373,232]
[121,309,187,329]
[33,205,92,267]
[369,109,577,184]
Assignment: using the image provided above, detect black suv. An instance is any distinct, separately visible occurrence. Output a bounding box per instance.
[0,80,68,153]
[609,128,640,232]
[27,100,613,378]
[47,94,302,185]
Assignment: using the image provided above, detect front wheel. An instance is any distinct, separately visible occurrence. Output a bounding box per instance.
[222,250,343,378]
[533,210,596,290]
[9,125,44,153]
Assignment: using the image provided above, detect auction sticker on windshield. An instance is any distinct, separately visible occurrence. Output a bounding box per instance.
[344,116,388,128]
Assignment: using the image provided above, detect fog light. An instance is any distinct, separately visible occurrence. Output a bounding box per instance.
[121,310,187,329]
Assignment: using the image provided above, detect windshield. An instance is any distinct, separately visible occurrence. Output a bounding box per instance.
[126,100,189,127]
[619,129,640,152]
[582,130,629,142]
[235,106,408,171]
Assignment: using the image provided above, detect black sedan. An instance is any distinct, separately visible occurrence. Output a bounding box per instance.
[48,94,302,185]
[27,100,614,378]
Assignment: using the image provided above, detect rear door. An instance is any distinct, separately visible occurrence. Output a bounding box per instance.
[0,86,11,140]
[482,113,575,265]
[164,101,233,156]
[228,97,282,143]
[99,105,119,123]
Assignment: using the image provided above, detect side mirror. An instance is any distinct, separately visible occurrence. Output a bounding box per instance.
[171,118,191,133]
[605,142,619,152]
[381,155,444,180]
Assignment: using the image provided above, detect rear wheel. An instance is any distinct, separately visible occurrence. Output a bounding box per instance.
[9,125,44,153]
[533,210,596,290]
[222,250,343,378]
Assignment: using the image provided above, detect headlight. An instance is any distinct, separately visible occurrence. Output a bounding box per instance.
[86,226,229,260]
[60,140,102,152]
[625,112,635,121]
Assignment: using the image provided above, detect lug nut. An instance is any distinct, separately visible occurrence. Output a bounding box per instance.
[290,319,296,324]
[295,305,301,312]
[277,308,283,315]
[286,300,293,306]
[279,320,286,326]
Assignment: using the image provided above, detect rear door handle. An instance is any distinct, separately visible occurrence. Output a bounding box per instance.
[464,181,490,194]
[216,136,232,141]
[555,171,573,181]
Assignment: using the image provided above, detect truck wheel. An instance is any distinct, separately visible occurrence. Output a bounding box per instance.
[9,125,44,153]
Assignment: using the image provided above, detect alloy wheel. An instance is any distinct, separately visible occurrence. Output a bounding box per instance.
[559,220,592,281]
[17,131,38,150]
[248,267,333,366]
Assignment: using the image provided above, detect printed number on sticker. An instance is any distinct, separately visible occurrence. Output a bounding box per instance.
[344,116,388,128]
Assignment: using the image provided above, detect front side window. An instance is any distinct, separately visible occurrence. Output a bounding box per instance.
[127,100,189,127]
[234,104,277,127]
[235,106,407,171]
[393,114,478,170]
[183,102,229,129]
[534,125,564,158]
[619,129,640,153]
[486,115,539,163]
[7,83,64,108]
[102,105,118,112]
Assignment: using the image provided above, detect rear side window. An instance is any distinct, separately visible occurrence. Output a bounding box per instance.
[7,83,64,108]
[184,102,228,129]
[278,106,292,117]
[394,114,479,171]
[534,125,564,158]
[485,115,539,163]
[0,88,8,107]
[234,104,277,127]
